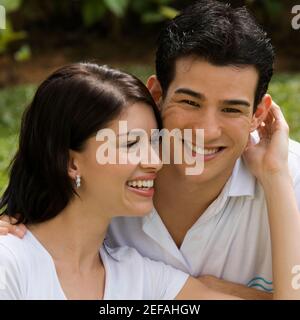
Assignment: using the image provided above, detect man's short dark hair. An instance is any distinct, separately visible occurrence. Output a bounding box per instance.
[155,0,275,111]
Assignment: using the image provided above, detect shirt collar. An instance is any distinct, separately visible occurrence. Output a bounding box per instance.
[141,157,256,246]
[228,157,256,198]
[142,208,189,266]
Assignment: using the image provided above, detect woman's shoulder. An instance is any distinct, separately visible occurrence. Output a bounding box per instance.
[0,234,32,299]
[0,231,63,300]
[0,234,27,260]
[0,230,34,251]
[0,231,49,271]
[0,233,36,274]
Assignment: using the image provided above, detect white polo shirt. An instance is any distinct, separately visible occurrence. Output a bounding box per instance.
[107,139,300,292]
[0,231,188,300]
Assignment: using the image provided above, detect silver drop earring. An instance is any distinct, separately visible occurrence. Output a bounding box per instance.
[75,175,81,188]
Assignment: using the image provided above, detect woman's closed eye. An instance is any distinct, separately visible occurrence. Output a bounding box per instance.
[126,139,139,149]
[118,137,140,150]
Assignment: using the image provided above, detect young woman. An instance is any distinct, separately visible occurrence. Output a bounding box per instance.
[0,63,299,299]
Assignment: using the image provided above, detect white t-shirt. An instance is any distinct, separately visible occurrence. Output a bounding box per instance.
[107,139,300,292]
[0,231,188,300]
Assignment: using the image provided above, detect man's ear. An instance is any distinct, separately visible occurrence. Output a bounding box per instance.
[250,94,272,132]
[146,75,163,108]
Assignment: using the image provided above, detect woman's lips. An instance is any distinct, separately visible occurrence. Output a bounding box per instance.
[126,186,155,197]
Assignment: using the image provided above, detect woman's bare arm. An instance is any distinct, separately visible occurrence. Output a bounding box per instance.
[243,101,300,299]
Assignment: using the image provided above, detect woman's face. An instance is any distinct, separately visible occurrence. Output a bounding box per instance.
[72,102,162,218]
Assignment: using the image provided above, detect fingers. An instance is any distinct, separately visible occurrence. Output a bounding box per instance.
[0,220,26,238]
[259,102,289,140]
[15,223,27,237]
[257,120,271,143]
[257,122,267,135]
[269,101,289,132]
[0,215,18,224]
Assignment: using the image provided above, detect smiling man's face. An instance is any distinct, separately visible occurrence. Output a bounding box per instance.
[158,56,262,183]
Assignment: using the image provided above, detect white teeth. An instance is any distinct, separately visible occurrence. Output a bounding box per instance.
[193,146,219,155]
[127,180,154,188]
[184,141,220,155]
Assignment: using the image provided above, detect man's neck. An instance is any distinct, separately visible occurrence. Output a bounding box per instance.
[154,164,233,248]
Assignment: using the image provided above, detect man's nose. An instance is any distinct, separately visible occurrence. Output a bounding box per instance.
[197,111,222,142]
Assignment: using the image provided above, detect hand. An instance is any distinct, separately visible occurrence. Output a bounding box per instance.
[243,101,290,183]
[0,215,26,238]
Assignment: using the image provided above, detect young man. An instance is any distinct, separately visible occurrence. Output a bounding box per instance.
[106,0,300,298]
[1,0,300,299]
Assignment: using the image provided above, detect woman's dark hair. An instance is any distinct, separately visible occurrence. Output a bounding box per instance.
[156,0,275,111]
[0,63,161,225]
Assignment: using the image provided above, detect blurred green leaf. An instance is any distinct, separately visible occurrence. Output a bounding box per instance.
[142,12,164,24]
[0,84,36,135]
[0,20,26,54]
[0,84,36,193]
[0,0,22,13]
[121,64,154,83]
[0,134,18,194]
[263,0,282,18]
[82,0,106,27]
[155,0,174,6]
[130,0,151,13]
[269,74,300,142]
[159,6,179,19]
[103,0,129,17]
[14,44,31,61]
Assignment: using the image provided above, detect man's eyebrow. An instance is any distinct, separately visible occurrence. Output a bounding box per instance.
[221,99,251,108]
[174,88,206,100]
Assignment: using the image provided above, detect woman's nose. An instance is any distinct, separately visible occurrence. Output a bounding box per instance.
[140,143,163,172]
